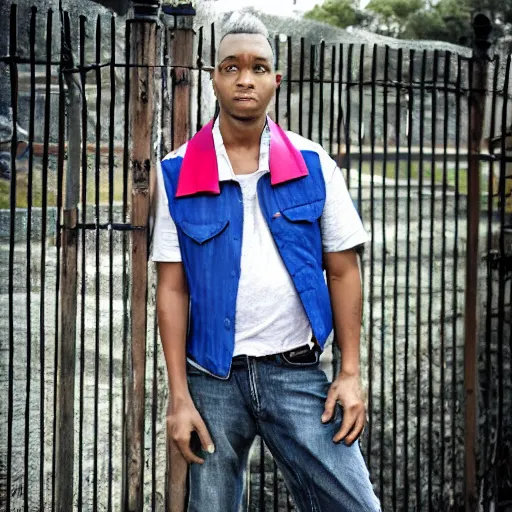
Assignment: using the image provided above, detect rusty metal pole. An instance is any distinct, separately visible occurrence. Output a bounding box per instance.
[160,5,196,510]
[55,11,80,511]
[464,13,491,512]
[126,5,157,511]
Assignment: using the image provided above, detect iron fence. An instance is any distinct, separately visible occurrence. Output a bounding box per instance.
[0,3,511,511]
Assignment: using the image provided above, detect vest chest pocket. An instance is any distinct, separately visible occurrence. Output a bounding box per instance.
[179,219,229,245]
[271,199,324,251]
[281,199,324,223]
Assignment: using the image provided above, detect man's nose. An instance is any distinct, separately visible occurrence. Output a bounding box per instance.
[236,69,254,88]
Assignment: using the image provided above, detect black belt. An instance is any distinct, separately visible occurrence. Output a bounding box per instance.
[232,343,317,364]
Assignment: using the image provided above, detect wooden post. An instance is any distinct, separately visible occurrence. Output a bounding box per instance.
[464,13,491,512]
[165,15,195,512]
[55,12,80,511]
[127,15,157,512]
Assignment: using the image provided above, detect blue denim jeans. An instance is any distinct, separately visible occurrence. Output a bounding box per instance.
[186,356,381,512]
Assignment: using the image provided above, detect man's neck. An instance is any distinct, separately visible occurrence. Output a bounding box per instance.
[219,113,266,150]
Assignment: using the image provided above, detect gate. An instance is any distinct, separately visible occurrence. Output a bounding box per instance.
[0,3,511,511]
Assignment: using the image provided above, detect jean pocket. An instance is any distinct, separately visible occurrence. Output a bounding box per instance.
[280,348,321,368]
[186,363,205,376]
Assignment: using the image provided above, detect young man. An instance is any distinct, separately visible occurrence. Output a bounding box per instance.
[153,12,380,512]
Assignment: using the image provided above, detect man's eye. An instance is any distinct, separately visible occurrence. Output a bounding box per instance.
[254,65,267,72]
[225,65,238,72]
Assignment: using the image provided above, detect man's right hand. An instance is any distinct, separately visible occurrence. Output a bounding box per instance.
[167,399,215,465]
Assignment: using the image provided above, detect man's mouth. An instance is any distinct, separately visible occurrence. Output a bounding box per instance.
[234,96,256,102]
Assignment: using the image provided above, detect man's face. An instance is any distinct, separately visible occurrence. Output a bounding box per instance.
[213,33,281,122]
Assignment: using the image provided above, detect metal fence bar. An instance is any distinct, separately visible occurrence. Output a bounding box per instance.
[427,49,439,512]
[318,41,325,145]
[78,15,87,510]
[93,15,102,511]
[24,7,37,510]
[336,43,343,158]
[273,458,278,512]
[403,47,415,510]
[391,47,403,512]
[344,44,353,192]
[357,46,364,215]
[451,53,463,507]
[379,45,389,505]
[259,442,265,512]
[120,19,131,511]
[482,54,498,511]
[416,49,428,512]
[298,37,304,137]
[196,26,203,132]
[51,11,66,508]
[274,34,280,123]
[287,36,292,132]
[152,306,159,512]
[367,44,377,473]
[328,45,335,156]
[502,55,512,508]
[440,50,451,510]
[496,53,511,508]
[6,5,18,511]
[308,43,314,141]
[107,14,116,512]
[39,10,53,510]
[507,57,512,511]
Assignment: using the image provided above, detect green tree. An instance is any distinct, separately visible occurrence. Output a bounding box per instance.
[304,0,512,44]
[365,0,424,37]
[304,0,368,29]
[406,0,472,44]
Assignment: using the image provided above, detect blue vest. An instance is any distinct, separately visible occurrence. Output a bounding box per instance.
[161,150,333,379]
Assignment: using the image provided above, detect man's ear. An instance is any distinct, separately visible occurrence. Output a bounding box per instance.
[276,73,283,88]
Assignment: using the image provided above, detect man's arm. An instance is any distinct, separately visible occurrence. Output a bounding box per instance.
[156,262,215,463]
[157,262,190,403]
[322,249,367,446]
[324,249,362,376]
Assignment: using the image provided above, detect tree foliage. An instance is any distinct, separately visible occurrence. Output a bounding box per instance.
[304,0,368,29]
[305,0,512,45]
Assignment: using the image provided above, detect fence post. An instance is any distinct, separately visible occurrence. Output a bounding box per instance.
[55,11,80,511]
[126,7,157,511]
[162,8,195,511]
[465,13,491,511]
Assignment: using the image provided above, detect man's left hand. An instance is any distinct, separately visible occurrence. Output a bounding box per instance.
[321,372,367,445]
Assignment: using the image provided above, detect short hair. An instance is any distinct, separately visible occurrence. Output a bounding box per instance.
[217,11,274,62]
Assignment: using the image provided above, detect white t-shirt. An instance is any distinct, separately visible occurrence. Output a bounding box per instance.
[151,118,369,357]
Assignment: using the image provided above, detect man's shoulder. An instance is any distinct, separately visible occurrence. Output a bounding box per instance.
[284,130,325,155]
[161,141,188,164]
[285,130,337,183]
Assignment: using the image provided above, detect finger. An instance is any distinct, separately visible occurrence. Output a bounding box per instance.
[333,408,357,443]
[178,438,205,465]
[343,410,366,446]
[322,393,337,423]
[195,418,215,454]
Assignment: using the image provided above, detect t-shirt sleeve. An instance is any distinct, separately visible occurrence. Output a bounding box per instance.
[150,160,182,263]
[319,154,370,253]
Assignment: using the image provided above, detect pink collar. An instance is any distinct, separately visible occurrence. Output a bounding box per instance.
[175,117,309,197]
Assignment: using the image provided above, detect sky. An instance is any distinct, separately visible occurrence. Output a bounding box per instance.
[213,0,370,17]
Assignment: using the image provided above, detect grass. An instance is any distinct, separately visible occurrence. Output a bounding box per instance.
[358,160,469,195]
[0,161,127,210]
[0,159,501,210]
